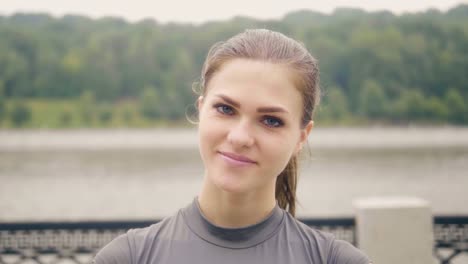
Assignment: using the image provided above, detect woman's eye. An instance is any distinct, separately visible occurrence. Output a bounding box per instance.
[263,116,283,128]
[215,104,234,115]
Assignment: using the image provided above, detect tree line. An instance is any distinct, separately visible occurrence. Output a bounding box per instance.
[0,5,467,128]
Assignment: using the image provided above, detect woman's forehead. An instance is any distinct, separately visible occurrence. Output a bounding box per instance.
[213,59,292,80]
[208,59,299,91]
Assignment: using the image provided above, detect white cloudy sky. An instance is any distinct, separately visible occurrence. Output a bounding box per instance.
[1,0,467,23]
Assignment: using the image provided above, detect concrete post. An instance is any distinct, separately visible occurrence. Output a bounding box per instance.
[353,197,434,264]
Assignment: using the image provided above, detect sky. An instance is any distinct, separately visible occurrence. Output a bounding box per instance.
[1,0,467,24]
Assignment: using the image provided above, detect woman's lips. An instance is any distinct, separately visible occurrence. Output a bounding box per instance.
[218,151,257,166]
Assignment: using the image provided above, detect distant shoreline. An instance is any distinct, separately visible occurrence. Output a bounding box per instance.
[1,126,468,151]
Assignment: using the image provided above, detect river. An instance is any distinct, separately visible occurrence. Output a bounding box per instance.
[1,126,467,221]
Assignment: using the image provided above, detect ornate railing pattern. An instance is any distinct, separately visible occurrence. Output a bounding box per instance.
[1,216,467,264]
[433,216,468,264]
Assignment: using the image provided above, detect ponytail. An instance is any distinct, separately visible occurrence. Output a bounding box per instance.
[275,156,298,217]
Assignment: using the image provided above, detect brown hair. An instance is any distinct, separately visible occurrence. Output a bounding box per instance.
[197,29,320,216]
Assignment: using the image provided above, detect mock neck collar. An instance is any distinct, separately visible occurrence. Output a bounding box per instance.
[181,197,284,249]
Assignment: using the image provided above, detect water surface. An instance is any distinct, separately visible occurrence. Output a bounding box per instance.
[1,127,467,221]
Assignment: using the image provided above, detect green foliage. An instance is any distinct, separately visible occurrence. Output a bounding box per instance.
[316,86,350,122]
[10,101,31,127]
[445,89,468,124]
[78,91,96,125]
[359,79,387,119]
[394,89,427,121]
[0,82,5,122]
[0,97,5,122]
[0,4,467,127]
[97,103,113,124]
[140,85,161,119]
[121,104,134,125]
[59,109,73,127]
[1,98,158,128]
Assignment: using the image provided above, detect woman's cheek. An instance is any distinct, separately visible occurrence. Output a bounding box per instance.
[267,134,295,165]
[199,116,223,149]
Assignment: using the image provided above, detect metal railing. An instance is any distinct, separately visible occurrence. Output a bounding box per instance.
[1,216,467,264]
[433,216,468,264]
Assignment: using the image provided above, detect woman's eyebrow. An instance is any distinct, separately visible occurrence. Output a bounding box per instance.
[215,94,289,114]
[216,94,240,108]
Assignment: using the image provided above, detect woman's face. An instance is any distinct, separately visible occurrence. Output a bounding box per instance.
[198,59,313,196]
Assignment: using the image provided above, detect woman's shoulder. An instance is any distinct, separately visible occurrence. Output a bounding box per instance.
[125,211,186,243]
[327,239,371,264]
[93,211,185,264]
[282,212,335,246]
[282,213,371,264]
[93,232,132,264]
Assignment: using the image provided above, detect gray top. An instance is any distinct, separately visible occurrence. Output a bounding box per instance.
[94,198,370,264]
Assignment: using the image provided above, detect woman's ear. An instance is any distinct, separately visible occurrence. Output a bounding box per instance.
[295,121,314,155]
[197,96,204,110]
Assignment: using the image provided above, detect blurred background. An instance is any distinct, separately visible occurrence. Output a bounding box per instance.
[0,0,467,223]
[1,2,468,263]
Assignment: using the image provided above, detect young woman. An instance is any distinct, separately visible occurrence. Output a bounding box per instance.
[94,29,371,264]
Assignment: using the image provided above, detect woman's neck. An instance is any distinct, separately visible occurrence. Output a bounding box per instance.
[198,178,276,228]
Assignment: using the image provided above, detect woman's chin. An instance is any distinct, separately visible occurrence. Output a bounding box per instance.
[210,175,250,195]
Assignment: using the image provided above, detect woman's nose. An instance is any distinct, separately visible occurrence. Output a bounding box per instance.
[227,120,254,149]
